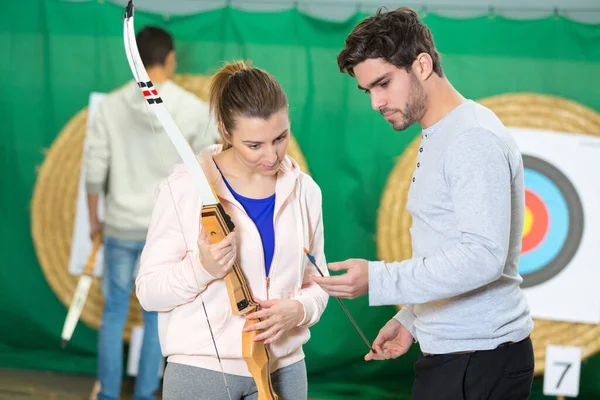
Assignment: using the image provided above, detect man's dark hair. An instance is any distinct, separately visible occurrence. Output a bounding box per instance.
[337,7,443,77]
[136,26,174,68]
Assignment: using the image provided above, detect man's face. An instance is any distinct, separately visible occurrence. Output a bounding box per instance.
[354,58,427,131]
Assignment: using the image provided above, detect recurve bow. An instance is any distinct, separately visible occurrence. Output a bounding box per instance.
[122,2,278,399]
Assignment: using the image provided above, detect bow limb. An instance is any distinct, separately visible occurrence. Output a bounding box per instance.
[243,318,278,400]
[122,2,278,399]
[61,233,103,348]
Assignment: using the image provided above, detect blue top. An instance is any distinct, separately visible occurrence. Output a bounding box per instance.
[216,164,276,277]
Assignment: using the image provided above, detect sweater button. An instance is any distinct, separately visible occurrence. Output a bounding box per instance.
[419,147,423,152]
[417,162,420,167]
[412,177,416,182]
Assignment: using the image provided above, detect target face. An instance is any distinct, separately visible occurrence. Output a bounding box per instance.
[519,155,584,288]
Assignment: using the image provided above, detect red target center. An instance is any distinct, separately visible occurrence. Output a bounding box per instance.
[522,189,549,253]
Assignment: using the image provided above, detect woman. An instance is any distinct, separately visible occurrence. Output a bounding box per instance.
[136,60,329,400]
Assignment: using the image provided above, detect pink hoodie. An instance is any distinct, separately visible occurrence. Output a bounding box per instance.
[136,144,329,377]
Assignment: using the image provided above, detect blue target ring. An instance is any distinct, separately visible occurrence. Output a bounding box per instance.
[519,155,583,288]
[519,169,569,274]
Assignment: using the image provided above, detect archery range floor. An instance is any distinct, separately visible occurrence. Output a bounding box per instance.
[0,368,155,400]
[0,368,324,399]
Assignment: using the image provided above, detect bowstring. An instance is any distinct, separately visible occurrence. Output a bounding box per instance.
[124,16,233,400]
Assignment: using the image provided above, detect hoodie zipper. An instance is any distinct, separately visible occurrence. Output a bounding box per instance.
[264,181,297,300]
[265,276,270,300]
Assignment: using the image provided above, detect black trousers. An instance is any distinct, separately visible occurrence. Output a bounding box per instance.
[412,337,534,400]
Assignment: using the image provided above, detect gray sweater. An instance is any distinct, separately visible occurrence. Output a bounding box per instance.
[369,100,534,354]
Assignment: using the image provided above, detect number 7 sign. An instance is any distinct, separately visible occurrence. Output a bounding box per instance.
[543,345,582,397]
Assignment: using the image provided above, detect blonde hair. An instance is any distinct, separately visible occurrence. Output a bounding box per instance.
[209,60,288,150]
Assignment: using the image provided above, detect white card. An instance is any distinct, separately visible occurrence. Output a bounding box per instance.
[543,345,582,397]
[126,325,165,378]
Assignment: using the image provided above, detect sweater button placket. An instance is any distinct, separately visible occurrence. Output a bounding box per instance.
[414,142,424,183]
[414,131,429,182]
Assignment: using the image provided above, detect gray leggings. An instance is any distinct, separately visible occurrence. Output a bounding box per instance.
[162,360,307,400]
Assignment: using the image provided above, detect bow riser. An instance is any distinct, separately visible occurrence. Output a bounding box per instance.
[203,205,279,399]
[201,204,255,314]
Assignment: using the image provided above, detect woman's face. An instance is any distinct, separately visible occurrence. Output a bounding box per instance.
[227,108,290,176]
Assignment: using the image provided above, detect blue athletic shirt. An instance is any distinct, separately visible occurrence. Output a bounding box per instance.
[215,163,276,276]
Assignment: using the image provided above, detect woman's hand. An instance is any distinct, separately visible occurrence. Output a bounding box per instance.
[243,298,304,344]
[197,224,237,279]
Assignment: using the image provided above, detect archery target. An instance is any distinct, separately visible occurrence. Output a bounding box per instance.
[519,155,584,287]
[509,127,600,324]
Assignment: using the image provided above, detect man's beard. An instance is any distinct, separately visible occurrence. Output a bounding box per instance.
[380,72,427,131]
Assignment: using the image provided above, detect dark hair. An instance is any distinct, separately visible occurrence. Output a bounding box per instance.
[209,60,288,150]
[136,26,174,68]
[337,7,443,77]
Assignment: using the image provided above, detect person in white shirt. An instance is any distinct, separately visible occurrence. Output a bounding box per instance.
[84,26,219,400]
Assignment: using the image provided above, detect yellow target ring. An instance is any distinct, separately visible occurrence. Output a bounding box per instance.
[523,207,534,238]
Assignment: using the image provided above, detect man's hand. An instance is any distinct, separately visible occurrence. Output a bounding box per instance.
[311,258,369,299]
[365,319,414,361]
[243,298,304,344]
[87,193,102,240]
[89,218,103,241]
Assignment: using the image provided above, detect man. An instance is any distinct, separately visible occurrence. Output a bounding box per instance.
[312,7,535,399]
[84,26,219,400]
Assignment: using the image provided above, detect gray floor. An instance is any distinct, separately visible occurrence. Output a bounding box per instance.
[0,369,324,400]
[0,368,150,400]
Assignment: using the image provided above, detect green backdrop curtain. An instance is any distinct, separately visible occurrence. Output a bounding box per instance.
[1,1,600,398]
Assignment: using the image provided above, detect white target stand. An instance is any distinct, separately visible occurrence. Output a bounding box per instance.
[69,91,107,278]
